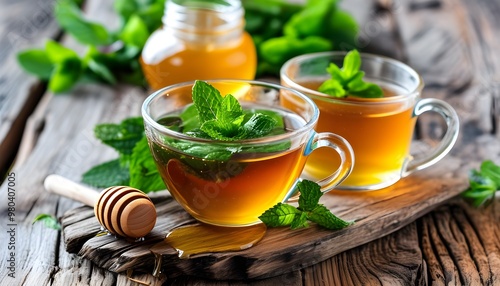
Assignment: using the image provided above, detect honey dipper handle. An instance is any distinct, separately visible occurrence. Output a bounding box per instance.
[44,174,99,207]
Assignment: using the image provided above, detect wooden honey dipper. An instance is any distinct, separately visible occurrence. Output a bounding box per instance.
[44,174,157,239]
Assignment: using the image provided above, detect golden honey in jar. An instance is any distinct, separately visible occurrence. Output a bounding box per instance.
[140,0,257,90]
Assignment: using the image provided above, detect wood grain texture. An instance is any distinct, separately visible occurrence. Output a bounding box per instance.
[0,0,60,175]
[420,200,499,285]
[302,223,426,286]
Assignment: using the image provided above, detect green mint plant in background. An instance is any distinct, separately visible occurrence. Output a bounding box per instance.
[17,0,359,93]
[244,0,359,76]
[17,0,165,93]
[318,50,383,98]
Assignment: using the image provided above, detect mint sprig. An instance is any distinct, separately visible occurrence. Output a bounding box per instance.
[192,81,277,140]
[82,117,165,193]
[259,180,353,230]
[318,50,383,98]
[461,160,500,207]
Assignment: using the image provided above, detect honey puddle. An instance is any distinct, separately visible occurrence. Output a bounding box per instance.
[150,223,267,276]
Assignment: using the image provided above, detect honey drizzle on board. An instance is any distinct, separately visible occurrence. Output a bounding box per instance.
[150,223,267,276]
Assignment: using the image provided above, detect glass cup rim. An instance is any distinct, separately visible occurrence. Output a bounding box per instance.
[280,51,425,105]
[141,79,320,144]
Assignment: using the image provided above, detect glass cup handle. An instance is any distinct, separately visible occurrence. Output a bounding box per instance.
[285,131,354,202]
[403,98,460,177]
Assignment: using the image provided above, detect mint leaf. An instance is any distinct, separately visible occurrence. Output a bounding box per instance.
[325,63,345,84]
[48,57,82,93]
[129,137,166,193]
[94,117,144,154]
[290,211,309,229]
[240,113,277,139]
[17,50,54,80]
[120,14,149,48]
[192,80,223,123]
[317,79,345,97]
[83,46,117,84]
[114,0,138,20]
[461,166,498,207]
[33,214,61,230]
[82,159,130,188]
[297,180,322,211]
[191,80,280,141]
[342,49,361,79]
[258,203,301,227]
[349,83,384,98]
[480,160,500,186]
[260,180,353,230]
[86,58,117,84]
[308,205,352,230]
[83,117,167,193]
[179,104,200,133]
[45,40,79,63]
[200,94,245,140]
[318,50,383,98]
[55,1,111,46]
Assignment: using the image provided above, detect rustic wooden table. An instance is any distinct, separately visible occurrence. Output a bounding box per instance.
[2,0,500,285]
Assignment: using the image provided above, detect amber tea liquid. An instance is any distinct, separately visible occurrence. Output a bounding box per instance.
[149,106,308,226]
[298,80,417,188]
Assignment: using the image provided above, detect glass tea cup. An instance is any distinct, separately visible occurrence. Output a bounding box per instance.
[281,52,459,190]
[142,80,354,226]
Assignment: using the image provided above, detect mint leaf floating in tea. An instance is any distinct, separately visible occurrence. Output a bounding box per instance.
[318,50,383,98]
[259,180,353,230]
[461,160,500,207]
[150,81,292,181]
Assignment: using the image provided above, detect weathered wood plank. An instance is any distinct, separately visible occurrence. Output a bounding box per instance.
[420,199,500,285]
[0,0,60,177]
[302,223,426,286]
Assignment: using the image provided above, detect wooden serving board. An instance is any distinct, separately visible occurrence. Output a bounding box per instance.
[60,158,468,280]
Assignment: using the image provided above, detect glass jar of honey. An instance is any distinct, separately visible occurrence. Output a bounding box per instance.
[140,0,257,90]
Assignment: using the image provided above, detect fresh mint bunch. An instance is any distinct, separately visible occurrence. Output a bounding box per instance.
[259,180,353,230]
[17,0,164,93]
[82,117,165,193]
[243,0,359,76]
[318,50,383,98]
[461,160,500,207]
